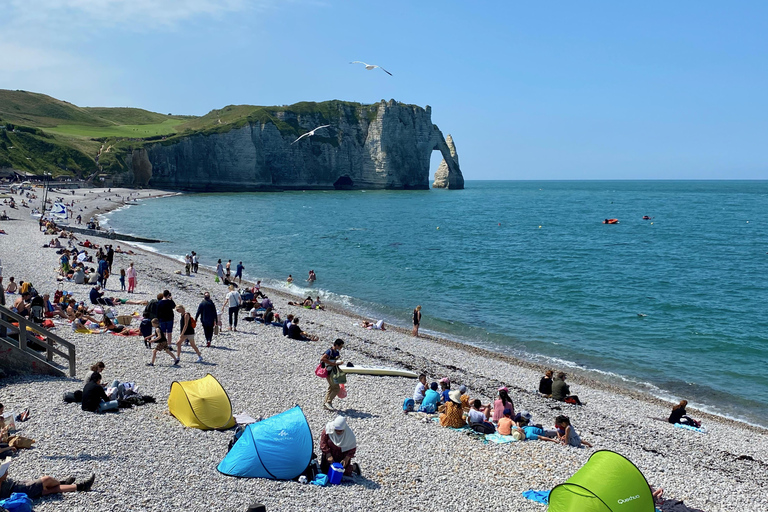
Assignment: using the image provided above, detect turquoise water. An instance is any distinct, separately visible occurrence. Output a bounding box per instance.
[106,181,768,425]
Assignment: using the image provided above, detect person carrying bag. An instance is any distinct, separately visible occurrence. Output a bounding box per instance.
[319,339,345,411]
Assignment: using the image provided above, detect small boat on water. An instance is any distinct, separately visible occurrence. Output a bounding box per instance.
[603,218,619,224]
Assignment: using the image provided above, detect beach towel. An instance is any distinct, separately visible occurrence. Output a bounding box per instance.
[522,490,550,504]
[486,433,518,444]
[673,423,706,433]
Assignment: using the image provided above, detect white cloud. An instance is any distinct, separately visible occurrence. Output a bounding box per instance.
[4,0,255,30]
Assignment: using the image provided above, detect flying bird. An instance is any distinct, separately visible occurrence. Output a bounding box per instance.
[350,61,392,76]
[291,125,331,145]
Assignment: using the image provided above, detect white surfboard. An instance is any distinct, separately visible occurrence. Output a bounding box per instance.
[340,366,418,378]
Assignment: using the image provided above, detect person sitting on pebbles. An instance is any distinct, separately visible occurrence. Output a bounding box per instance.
[439,390,466,428]
[287,317,319,341]
[320,416,361,477]
[551,372,581,405]
[0,460,95,500]
[555,415,592,447]
[418,382,441,413]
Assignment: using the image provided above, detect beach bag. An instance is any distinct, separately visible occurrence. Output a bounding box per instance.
[403,398,415,412]
[8,435,35,449]
[42,319,54,328]
[337,384,347,399]
[470,422,496,435]
[564,396,579,405]
[189,316,197,328]
[0,493,33,512]
[315,363,328,379]
[331,366,347,385]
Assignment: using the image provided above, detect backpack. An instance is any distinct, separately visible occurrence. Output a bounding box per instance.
[470,422,496,435]
[143,299,157,319]
[139,318,153,338]
[189,316,197,328]
[0,493,33,512]
[63,390,83,403]
[403,398,415,413]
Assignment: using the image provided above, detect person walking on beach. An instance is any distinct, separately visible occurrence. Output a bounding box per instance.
[191,252,198,273]
[235,261,244,284]
[126,262,137,293]
[195,292,218,347]
[119,268,126,291]
[184,254,191,276]
[106,245,114,273]
[222,285,242,331]
[412,305,422,337]
[175,305,203,363]
[156,290,178,363]
[320,338,345,411]
[225,260,232,279]
[216,260,224,283]
[146,318,177,366]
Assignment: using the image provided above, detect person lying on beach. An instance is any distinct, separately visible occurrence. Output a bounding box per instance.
[439,390,466,428]
[0,462,95,500]
[551,372,581,405]
[668,400,701,427]
[418,382,441,413]
[555,415,592,447]
[361,320,386,330]
[539,370,553,397]
[146,318,179,366]
[287,297,313,307]
[101,314,125,334]
[510,416,558,442]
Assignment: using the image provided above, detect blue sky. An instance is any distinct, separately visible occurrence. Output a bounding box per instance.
[1,1,766,179]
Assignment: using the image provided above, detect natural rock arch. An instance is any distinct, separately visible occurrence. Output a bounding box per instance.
[432,133,463,189]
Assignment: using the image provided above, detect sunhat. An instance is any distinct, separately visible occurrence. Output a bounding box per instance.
[439,377,450,385]
[498,386,508,392]
[448,390,462,404]
[512,430,525,441]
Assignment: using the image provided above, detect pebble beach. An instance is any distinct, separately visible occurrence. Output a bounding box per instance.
[1,188,767,511]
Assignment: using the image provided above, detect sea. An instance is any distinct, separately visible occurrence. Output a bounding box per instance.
[105,180,768,427]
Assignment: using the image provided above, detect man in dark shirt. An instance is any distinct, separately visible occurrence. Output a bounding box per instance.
[106,245,115,273]
[81,372,118,413]
[156,289,176,342]
[195,292,219,347]
[89,285,113,306]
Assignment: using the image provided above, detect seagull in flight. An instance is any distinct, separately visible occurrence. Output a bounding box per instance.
[291,125,331,145]
[350,61,392,76]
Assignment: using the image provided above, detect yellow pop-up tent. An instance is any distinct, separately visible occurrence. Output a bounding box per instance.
[168,374,236,430]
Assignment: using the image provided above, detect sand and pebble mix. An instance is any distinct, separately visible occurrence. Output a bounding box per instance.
[0,187,766,511]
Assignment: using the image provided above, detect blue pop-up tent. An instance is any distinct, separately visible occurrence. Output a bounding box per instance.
[217,406,313,480]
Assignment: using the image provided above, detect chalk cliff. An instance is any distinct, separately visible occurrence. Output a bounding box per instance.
[432,134,463,189]
[123,100,464,191]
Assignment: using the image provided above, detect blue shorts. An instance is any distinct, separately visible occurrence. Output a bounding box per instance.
[159,320,174,334]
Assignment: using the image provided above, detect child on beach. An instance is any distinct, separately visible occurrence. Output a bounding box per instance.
[418,382,440,413]
[511,416,558,443]
[492,387,515,423]
[555,415,592,448]
[119,269,126,291]
[497,409,514,436]
[145,318,179,366]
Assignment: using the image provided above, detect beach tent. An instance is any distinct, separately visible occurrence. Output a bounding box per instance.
[217,406,313,480]
[168,374,236,430]
[548,450,654,512]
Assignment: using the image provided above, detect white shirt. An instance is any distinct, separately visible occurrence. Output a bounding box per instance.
[225,291,241,308]
[468,409,486,424]
[413,382,426,402]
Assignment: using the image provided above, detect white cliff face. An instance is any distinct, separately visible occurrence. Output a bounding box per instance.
[433,134,460,188]
[123,100,464,191]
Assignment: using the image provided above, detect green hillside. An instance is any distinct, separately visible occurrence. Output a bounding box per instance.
[0,89,383,180]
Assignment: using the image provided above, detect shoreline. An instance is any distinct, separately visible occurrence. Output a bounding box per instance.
[2,187,767,511]
[97,191,767,433]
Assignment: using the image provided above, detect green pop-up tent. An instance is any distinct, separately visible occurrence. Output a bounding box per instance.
[548,450,654,512]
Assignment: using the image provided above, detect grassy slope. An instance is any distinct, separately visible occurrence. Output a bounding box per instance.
[0,89,393,178]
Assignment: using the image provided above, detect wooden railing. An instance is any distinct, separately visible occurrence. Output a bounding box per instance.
[0,304,77,377]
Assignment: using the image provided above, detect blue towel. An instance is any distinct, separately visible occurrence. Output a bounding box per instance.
[674,423,706,433]
[522,490,551,504]
[486,433,518,444]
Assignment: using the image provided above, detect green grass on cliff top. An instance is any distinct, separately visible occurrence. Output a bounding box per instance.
[45,119,184,138]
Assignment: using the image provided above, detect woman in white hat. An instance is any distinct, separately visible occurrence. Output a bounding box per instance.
[438,390,466,428]
[320,416,360,476]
